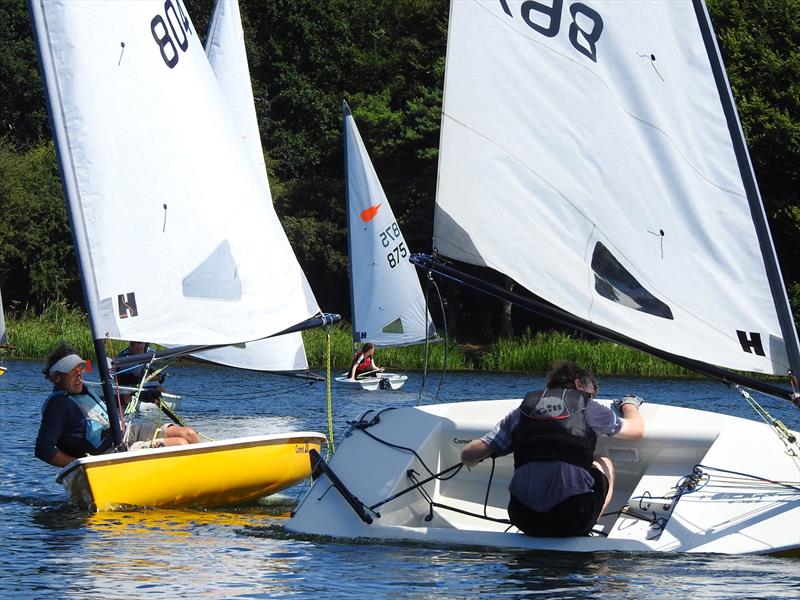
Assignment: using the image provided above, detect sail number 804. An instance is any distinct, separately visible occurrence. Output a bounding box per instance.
[498,0,603,62]
[380,222,408,269]
[151,0,193,69]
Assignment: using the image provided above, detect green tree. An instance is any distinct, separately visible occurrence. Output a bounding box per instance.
[708,0,800,315]
[0,0,50,148]
[0,139,77,307]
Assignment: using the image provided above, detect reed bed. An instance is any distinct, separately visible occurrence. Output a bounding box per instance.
[480,332,696,377]
[6,303,98,359]
[301,325,473,371]
[5,307,701,378]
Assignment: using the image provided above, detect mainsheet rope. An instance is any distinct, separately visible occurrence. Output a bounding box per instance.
[344,409,510,524]
[602,462,800,540]
[325,325,335,457]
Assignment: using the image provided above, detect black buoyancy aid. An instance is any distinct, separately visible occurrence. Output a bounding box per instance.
[512,388,597,471]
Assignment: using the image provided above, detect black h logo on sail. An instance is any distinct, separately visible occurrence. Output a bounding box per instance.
[118,292,138,319]
[736,330,765,356]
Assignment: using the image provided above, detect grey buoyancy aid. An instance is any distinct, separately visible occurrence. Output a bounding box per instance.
[512,388,597,471]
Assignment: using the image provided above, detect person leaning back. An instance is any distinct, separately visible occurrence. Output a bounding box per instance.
[461,359,645,537]
[35,341,198,468]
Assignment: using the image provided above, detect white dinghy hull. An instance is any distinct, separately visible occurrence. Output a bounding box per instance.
[334,374,408,391]
[288,400,800,554]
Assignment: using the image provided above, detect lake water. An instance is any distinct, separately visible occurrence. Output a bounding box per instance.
[2,358,798,598]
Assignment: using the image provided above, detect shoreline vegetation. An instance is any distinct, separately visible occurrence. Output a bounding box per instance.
[2,303,702,378]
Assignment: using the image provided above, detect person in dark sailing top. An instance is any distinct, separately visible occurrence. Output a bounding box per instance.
[460,360,645,537]
[115,340,158,387]
[347,343,385,380]
[34,341,198,468]
[113,340,165,407]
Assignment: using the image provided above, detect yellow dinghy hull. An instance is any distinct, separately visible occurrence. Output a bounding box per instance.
[56,432,325,511]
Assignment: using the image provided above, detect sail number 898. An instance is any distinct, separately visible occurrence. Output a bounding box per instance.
[498,0,603,63]
[380,222,407,269]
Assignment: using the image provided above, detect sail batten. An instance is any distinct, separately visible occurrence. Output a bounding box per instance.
[435,0,797,376]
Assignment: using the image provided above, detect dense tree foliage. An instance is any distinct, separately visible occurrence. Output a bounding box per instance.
[0,0,798,336]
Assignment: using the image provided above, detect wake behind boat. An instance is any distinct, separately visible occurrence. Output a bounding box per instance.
[29,0,336,510]
[289,0,800,554]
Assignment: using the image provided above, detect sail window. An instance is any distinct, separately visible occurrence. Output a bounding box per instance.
[591,242,673,320]
[382,318,405,335]
[182,240,242,301]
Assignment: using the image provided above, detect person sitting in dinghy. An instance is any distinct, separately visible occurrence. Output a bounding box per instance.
[114,340,165,406]
[347,343,385,380]
[461,360,644,538]
[34,341,198,468]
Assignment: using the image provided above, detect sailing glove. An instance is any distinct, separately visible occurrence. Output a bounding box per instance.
[614,395,644,410]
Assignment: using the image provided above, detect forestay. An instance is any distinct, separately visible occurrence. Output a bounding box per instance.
[30,0,319,347]
[198,0,310,371]
[345,102,435,347]
[435,0,799,375]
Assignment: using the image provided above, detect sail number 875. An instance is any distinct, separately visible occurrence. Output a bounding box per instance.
[380,222,407,269]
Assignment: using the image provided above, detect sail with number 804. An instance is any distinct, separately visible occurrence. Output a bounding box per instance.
[29,0,327,510]
[32,0,319,349]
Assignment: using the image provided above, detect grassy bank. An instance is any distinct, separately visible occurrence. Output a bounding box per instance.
[4,306,696,377]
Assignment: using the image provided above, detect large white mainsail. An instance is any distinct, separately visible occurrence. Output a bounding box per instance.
[345,102,435,347]
[435,0,800,376]
[196,0,311,372]
[31,0,319,349]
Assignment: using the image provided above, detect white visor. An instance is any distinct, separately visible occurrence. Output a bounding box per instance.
[49,354,86,375]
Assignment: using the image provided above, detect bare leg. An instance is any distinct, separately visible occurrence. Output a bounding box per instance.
[593,455,615,516]
[165,425,200,444]
[162,437,188,446]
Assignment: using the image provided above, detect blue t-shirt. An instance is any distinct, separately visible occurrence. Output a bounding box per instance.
[481,399,622,512]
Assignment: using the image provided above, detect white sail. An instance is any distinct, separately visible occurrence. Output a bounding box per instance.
[435,0,799,375]
[345,102,435,347]
[0,287,6,346]
[200,0,310,371]
[30,0,319,347]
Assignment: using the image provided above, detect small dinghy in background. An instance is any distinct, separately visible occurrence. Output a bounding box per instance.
[342,101,436,391]
[334,373,409,392]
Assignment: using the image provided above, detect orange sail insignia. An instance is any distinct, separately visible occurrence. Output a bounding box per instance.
[360,204,382,222]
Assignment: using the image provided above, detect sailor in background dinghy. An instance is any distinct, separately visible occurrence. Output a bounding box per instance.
[461,360,644,537]
[35,341,198,468]
[347,343,385,381]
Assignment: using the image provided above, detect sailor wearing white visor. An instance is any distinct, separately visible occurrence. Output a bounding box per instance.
[35,341,197,468]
